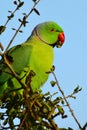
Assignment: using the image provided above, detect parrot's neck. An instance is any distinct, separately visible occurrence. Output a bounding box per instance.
[26,30,51,47]
[26,29,54,48]
[33,27,50,45]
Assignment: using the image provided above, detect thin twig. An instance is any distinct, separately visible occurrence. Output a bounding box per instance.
[49,119,60,130]
[4,23,22,53]
[17,112,28,130]
[4,0,40,53]
[4,5,20,27]
[52,71,82,129]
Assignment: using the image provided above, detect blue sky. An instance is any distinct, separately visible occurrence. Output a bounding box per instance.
[0,0,87,129]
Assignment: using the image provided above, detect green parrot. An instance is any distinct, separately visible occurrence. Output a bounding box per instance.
[0,21,65,97]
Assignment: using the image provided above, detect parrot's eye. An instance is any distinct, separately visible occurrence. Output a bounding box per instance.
[50,28,55,32]
[50,29,59,33]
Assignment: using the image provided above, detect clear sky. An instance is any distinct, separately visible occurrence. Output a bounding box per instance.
[0,0,87,129]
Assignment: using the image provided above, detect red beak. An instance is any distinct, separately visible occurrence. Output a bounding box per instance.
[58,32,65,44]
[56,32,65,48]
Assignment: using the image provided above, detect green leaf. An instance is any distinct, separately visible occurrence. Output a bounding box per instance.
[8,10,12,13]
[57,105,64,115]
[61,99,65,104]
[3,118,8,126]
[33,8,40,15]
[50,81,56,87]
[51,65,55,72]
[0,26,6,34]
[18,2,24,8]
[19,30,23,33]
[33,125,44,130]
[12,28,16,31]
[22,13,27,16]
[74,85,82,93]
[8,13,14,20]
[32,0,37,2]
[18,18,22,22]
[68,127,74,130]
[13,1,17,5]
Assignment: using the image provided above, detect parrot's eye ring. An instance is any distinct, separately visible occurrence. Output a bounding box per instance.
[50,28,55,32]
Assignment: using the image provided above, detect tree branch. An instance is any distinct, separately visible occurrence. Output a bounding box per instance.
[51,70,82,129]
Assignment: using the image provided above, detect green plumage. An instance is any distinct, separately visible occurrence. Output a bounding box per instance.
[0,21,65,97]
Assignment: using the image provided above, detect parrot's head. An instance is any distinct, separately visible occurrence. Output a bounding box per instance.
[33,21,65,48]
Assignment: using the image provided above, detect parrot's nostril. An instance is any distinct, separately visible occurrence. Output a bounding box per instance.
[58,32,65,44]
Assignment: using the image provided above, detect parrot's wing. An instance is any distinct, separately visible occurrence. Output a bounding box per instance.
[0,43,32,84]
[8,44,33,72]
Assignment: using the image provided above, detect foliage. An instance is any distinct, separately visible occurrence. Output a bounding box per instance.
[0,83,67,130]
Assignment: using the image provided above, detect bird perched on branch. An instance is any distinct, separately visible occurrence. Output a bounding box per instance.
[0,21,65,97]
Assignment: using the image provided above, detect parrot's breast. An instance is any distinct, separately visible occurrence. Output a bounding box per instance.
[27,41,54,91]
